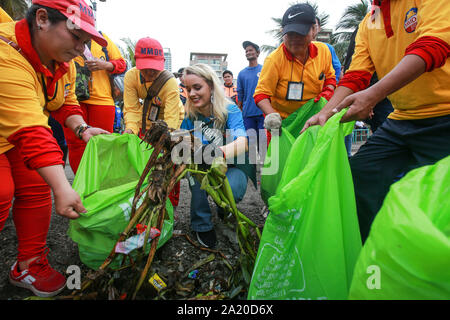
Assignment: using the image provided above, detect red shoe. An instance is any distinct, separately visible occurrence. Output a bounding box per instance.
[9,248,66,297]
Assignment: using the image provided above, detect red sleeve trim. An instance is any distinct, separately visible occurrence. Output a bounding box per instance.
[405,36,450,72]
[324,78,337,88]
[109,58,127,74]
[338,70,372,92]
[7,127,64,170]
[254,94,271,105]
[50,105,84,128]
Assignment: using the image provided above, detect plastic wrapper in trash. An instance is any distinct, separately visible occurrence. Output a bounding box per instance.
[115,227,161,255]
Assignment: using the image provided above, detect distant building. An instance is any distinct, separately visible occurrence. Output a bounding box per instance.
[317,28,332,43]
[189,52,228,81]
[164,48,172,72]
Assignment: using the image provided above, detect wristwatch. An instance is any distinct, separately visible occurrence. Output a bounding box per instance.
[76,123,91,139]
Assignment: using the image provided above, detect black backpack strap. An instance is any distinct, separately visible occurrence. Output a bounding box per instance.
[141,70,174,135]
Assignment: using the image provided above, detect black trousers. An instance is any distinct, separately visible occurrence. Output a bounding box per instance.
[350,114,450,242]
[365,97,394,133]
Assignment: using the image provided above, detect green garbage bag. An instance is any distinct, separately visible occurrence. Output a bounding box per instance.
[260,98,326,205]
[282,98,326,138]
[260,129,295,204]
[349,155,450,300]
[68,134,174,270]
[248,110,361,300]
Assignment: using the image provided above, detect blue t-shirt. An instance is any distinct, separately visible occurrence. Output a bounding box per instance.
[180,104,256,186]
[237,64,263,118]
[325,43,342,83]
[180,104,247,146]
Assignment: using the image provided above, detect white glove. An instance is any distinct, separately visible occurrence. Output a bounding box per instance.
[264,112,282,131]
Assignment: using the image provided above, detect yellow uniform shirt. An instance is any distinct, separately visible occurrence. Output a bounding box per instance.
[0,21,78,155]
[123,67,184,133]
[254,42,335,119]
[347,0,450,120]
[0,7,13,23]
[74,32,124,106]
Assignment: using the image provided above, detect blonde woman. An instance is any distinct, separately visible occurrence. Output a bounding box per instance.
[180,64,256,248]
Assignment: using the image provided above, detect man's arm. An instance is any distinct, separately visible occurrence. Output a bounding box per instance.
[338,54,426,122]
[302,54,427,132]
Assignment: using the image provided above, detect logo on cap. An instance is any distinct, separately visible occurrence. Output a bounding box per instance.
[78,3,94,19]
[140,47,163,57]
[288,12,304,19]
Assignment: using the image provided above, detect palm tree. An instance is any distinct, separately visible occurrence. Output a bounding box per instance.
[333,0,370,43]
[261,1,330,55]
[0,0,29,20]
[118,37,136,68]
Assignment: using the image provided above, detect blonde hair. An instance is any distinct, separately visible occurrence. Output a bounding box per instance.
[184,64,230,129]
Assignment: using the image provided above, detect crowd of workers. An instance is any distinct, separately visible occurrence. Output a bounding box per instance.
[0,0,448,298]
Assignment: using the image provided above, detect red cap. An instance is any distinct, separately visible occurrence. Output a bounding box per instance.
[32,0,107,47]
[134,37,165,70]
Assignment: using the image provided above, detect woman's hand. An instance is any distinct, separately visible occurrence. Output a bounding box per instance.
[85,58,113,72]
[53,185,85,219]
[123,128,134,134]
[80,126,110,143]
[36,165,85,220]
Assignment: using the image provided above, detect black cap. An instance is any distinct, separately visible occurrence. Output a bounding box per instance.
[242,41,260,52]
[281,3,316,36]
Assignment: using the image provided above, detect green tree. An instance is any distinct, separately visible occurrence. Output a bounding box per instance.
[118,37,136,68]
[333,0,370,43]
[261,1,330,55]
[0,0,29,20]
[329,0,370,64]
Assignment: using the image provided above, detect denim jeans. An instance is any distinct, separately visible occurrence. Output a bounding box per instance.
[189,167,248,232]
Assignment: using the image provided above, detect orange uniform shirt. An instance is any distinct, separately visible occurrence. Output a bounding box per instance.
[223,84,238,104]
[254,42,336,119]
[123,67,184,134]
[342,0,450,120]
[0,7,13,23]
[0,21,79,156]
[73,32,125,106]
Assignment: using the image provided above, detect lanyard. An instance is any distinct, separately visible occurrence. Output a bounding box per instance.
[289,58,306,83]
[286,59,306,102]
[40,74,58,108]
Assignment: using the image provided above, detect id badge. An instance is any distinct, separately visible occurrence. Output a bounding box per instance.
[148,104,160,121]
[286,81,304,101]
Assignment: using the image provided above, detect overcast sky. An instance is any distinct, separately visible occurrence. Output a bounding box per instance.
[94,0,362,75]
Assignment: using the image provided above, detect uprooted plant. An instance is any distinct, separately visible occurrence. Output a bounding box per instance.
[69,120,260,300]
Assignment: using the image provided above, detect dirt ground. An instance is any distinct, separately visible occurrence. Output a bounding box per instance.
[0,141,365,300]
[0,161,267,300]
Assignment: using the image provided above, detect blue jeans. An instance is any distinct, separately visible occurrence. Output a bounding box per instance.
[243,115,265,153]
[190,167,248,232]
